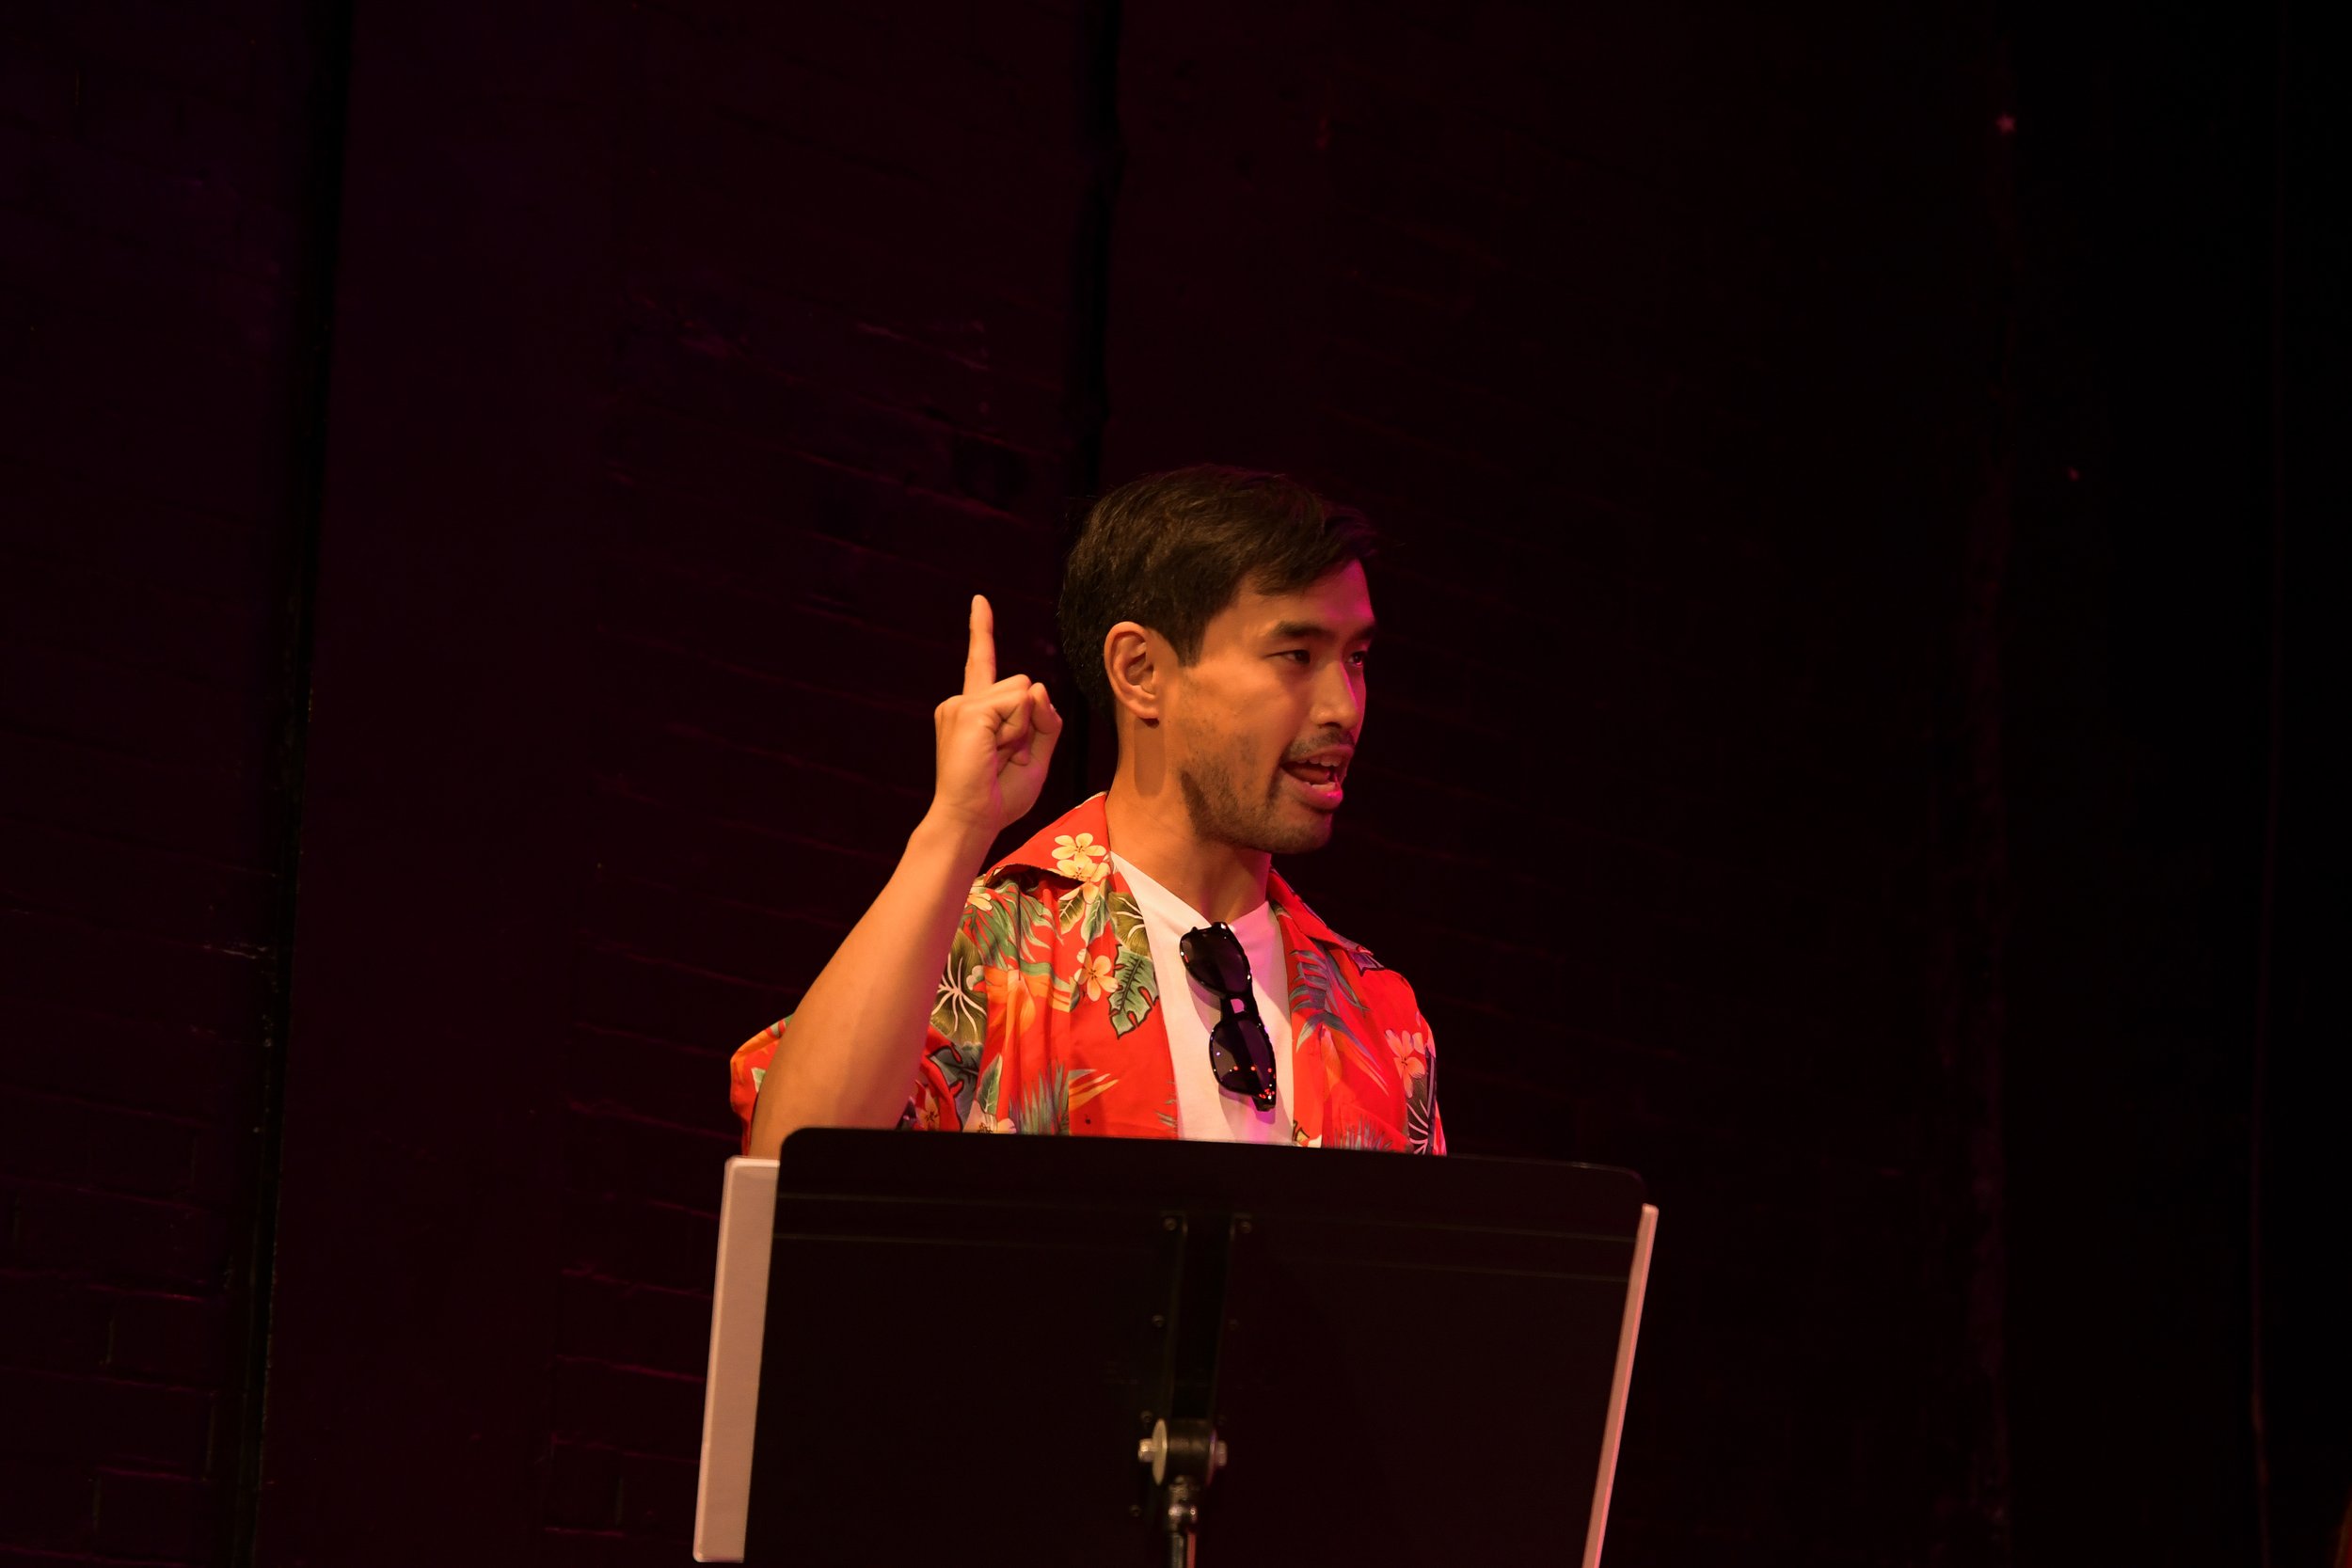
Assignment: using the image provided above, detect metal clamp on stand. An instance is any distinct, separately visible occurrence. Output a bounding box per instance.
[1138,1418,1228,1567]
[1136,1211,1247,1566]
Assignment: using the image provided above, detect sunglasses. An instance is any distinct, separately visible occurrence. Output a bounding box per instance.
[1178,923,1278,1111]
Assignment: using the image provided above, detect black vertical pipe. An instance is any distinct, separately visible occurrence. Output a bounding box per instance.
[1055,0,1125,807]
[2245,0,2294,1560]
[1926,25,2019,1566]
[228,1,353,1560]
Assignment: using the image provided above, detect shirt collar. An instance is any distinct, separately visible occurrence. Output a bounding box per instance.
[991,792,1118,881]
[993,793,1356,951]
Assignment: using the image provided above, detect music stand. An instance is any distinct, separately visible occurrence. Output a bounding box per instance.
[695,1130,1656,1566]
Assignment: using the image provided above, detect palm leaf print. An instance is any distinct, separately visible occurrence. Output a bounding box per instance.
[1318,940,1368,1008]
[1404,1079,1438,1154]
[1288,946,1384,1079]
[1012,1066,1070,1135]
[930,932,987,1049]
[973,890,1022,966]
[928,1037,981,1125]
[1108,890,1151,958]
[1105,942,1158,1036]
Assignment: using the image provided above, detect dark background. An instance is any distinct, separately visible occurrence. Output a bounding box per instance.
[2,2,2341,1566]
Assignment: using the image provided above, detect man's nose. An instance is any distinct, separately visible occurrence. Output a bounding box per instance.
[1313,658,1363,733]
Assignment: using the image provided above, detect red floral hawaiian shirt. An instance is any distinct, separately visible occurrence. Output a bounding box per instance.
[730,794,1445,1153]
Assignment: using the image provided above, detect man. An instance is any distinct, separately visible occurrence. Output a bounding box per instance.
[732,466,1443,1156]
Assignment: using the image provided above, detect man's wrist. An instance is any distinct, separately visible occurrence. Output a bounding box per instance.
[910,804,998,877]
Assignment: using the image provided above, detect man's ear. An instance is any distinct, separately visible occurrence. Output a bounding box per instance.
[1103,621,1161,725]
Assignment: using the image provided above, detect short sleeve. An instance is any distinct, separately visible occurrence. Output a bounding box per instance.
[727,1007,977,1151]
[727,877,1004,1150]
[727,1018,790,1152]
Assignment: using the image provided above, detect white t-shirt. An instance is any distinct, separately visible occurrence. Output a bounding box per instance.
[1109,851,1295,1144]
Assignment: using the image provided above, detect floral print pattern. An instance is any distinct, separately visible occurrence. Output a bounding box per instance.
[1073,953,1116,1002]
[730,795,1444,1154]
[1385,1028,1439,1156]
[1052,832,1110,883]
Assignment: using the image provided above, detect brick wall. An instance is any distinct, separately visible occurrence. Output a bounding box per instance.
[1996,0,2295,1558]
[1104,6,2005,1561]
[18,2,2307,1566]
[3,2,2010,1563]
[458,4,2010,1561]
[547,8,1097,1559]
[0,4,334,1563]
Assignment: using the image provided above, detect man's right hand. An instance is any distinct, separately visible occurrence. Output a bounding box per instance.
[930,594,1063,838]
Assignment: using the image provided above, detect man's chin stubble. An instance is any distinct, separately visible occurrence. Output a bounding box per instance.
[1177,766,1332,857]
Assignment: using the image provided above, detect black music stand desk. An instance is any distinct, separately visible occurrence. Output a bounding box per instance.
[694,1130,1656,1567]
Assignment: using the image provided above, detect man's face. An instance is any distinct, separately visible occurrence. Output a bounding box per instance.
[1162,562,1374,855]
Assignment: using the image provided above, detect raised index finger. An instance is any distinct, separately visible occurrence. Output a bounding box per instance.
[963,594,996,696]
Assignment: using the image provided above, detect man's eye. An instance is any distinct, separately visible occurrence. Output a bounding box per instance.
[1348,649,1372,668]
[1277,650,1311,664]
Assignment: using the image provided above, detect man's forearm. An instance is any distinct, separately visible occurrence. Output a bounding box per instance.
[745,810,996,1155]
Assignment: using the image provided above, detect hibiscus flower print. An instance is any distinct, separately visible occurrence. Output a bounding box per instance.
[1385,1025,1441,1154]
[1052,832,1110,883]
[1073,952,1116,1002]
[1385,1027,1431,1083]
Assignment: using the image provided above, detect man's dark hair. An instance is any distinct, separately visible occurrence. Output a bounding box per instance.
[1057,465,1376,717]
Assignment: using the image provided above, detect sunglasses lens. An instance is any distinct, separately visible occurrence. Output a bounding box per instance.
[1180,927,1251,995]
[1210,1019,1270,1100]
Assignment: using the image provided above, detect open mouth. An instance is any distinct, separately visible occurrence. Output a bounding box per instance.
[1279,755,1349,806]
